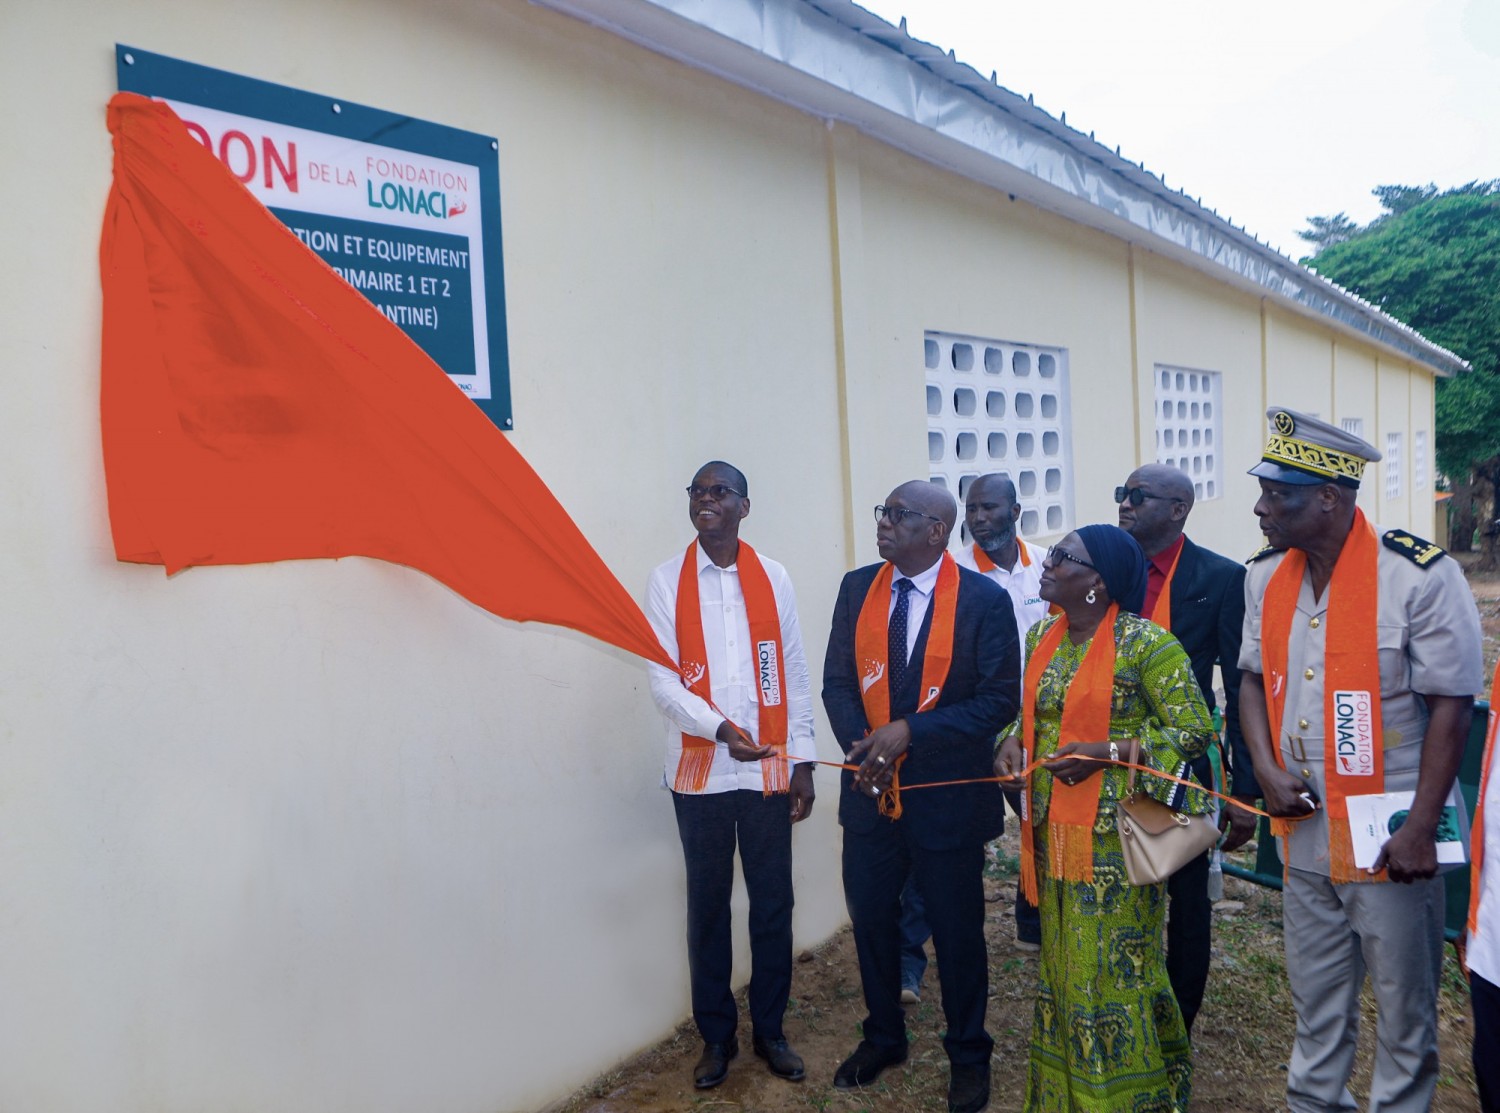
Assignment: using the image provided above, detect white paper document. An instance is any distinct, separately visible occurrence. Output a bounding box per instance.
[1345,785,1470,872]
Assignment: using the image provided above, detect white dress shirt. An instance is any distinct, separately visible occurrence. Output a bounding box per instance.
[887,555,945,664]
[955,538,1049,663]
[646,543,817,793]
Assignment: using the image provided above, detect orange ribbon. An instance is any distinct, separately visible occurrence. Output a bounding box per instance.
[823,753,1274,821]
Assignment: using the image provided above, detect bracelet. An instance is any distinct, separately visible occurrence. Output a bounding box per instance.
[1109,741,1120,764]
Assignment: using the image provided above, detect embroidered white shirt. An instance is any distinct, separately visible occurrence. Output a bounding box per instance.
[645,543,817,793]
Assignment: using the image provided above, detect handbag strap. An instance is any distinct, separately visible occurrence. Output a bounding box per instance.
[1123,738,1141,794]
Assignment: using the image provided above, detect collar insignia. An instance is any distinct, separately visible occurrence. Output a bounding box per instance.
[1381,529,1445,568]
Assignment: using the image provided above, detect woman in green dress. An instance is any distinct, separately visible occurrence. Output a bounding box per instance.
[995,524,1215,1112]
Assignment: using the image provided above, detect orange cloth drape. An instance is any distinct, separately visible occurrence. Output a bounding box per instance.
[1259,509,1382,882]
[1017,605,1119,902]
[100,93,674,671]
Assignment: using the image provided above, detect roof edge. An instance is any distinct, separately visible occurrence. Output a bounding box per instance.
[533,0,1470,377]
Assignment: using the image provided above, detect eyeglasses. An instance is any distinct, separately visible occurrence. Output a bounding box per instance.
[686,484,745,500]
[1044,546,1098,572]
[874,504,945,527]
[1114,486,1182,507]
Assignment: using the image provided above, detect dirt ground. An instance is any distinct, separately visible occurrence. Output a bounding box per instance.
[555,565,1499,1113]
[1463,555,1500,675]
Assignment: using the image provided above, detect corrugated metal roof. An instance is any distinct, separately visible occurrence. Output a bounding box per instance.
[535,0,1470,377]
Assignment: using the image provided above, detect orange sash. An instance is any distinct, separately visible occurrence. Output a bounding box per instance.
[971,541,1031,574]
[1146,537,1185,631]
[1260,508,1383,883]
[673,540,789,794]
[854,555,959,729]
[1469,659,1500,939]
[1018,604,1120,902]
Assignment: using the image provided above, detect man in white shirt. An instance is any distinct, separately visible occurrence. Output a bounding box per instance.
[954,472,1049,652]
[645,461,817,1091]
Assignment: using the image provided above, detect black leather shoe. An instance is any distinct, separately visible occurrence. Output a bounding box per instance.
[693,1038,738,1089]
[833,1040,907,1089]
[948,1062,991,1113]
[752,1036,805,1081]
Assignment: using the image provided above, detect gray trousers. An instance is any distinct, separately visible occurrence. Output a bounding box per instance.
[1283,867,1444,1113]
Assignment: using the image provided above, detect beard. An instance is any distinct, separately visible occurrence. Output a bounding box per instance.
[977,522,1016,554]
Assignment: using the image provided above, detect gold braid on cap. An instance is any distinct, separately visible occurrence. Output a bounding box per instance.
[1262,432,1367,483]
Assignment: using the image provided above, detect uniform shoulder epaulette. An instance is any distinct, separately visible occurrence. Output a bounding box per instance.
[1245,543,1281,564]
[1382,529,1446,568]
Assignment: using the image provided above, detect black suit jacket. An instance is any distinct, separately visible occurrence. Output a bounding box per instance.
[1163,535,1258,799]
[822,561,1020,850]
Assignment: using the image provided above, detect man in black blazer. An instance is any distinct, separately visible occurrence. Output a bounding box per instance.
[1118,463,1259,1035]
[823,480,1020,1113]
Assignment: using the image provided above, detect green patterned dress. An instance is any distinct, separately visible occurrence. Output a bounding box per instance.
[998,612,1215,1113]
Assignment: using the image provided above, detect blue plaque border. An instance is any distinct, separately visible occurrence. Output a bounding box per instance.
[116,44,513,430]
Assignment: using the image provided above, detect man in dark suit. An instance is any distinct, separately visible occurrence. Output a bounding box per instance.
[1117,463,1258,1035]
[823,480,1020,1113]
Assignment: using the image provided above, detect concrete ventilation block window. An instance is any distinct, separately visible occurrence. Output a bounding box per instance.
[1154,366,1222,501]
[926,330,1074,547]
[1340,417,1365,440]
[1386,432,1403,502]
[1413,430,1428,492]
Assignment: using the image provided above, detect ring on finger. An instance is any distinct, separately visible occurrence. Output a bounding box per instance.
[876,755,887,766]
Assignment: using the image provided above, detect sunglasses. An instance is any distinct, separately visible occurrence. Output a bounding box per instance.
[1044,546,1098,572]
[1114,486,1182,507]
[686,484,745,500]
[874,504,945,527]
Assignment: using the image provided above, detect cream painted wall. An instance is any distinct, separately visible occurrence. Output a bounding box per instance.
[1333,343,1383,521]
[1128,251,1266,558]
[1377,358,1417,529]
[0,2,849,1111]
[1408,370,1438,537]
[0,0,1450,1110]
[851,136,1136,545]
[1264,307,1338,421]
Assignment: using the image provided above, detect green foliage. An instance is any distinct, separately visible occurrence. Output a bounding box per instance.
[1372,182,1438,217]
[1302,183,1500,477]
[1296,211,1359,250]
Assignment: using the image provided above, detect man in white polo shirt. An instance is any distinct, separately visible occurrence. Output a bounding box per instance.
[954,473,1050,650]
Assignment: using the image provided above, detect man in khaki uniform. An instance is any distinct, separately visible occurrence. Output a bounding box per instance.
[1238,408,1483,1113]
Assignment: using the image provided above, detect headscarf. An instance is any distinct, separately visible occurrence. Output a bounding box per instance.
[1074,523,1147,615]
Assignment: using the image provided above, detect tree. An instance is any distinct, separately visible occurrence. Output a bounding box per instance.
[1301,182,1500,566]
[1370,183,1438,218]
[1296,212,1360,251]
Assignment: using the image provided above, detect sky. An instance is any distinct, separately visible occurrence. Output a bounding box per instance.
[856,0,1500,258]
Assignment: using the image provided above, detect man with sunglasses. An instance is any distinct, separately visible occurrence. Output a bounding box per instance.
[644,461,817,1090]
[822,480,1020,1113]
[1116,462,1253,1036]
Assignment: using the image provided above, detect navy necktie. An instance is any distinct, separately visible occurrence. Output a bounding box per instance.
[889,578,915,698]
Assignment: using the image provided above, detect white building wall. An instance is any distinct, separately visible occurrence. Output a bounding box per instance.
[0,3,849,1111]
[0,1,1448,1110]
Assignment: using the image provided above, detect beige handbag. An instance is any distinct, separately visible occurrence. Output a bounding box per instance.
[1114,740,1220,886]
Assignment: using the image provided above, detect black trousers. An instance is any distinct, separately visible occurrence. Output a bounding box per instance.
[672,789,793,1045]
[1474,970,1500,1113]
[842,821,993,1067]
[1166,848,1211,1034]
